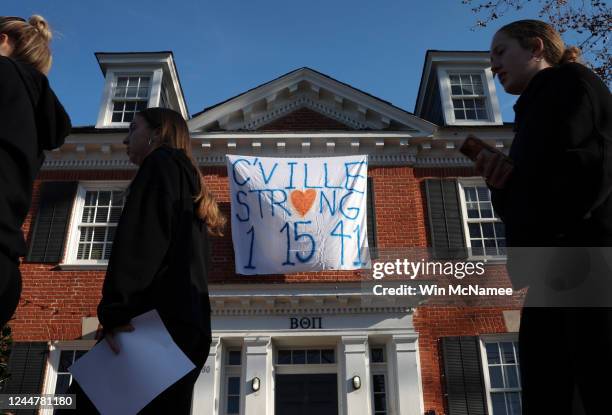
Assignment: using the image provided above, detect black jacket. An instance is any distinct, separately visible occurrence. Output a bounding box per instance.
[0,56,71,258]
[97,146,212,339]
[491,63,612,288]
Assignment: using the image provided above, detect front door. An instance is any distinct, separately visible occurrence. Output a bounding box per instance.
[275,373,338,415]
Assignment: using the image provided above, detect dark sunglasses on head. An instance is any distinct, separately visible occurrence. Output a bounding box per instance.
[0,16,26,24]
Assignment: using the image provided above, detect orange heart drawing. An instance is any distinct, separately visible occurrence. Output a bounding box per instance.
[290,189,317,217]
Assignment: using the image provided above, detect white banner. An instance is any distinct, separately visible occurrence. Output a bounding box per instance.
[227,155,371,275]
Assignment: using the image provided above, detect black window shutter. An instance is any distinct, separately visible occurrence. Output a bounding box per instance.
[367,177,378,259]
[27,181,78,263]
[3,342,48,394]
[424,178,467,259]
[440,336,489,415]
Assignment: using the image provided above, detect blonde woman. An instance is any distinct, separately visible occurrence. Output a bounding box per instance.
[62,108,225,414]
[480,19,612,414]
[0,15,71,327]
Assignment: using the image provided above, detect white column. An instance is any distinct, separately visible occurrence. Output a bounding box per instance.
[388,334,423,415]
[340,335,371,415]
[243,336,272,415]
[192,337,222,415]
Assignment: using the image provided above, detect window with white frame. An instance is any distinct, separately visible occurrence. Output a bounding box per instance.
[480,337,522,415]
[111,75,150,123]
[449,73,488,121]
[41,341,95,415]
[276,348,335,365]
[224,349,242,415]
[64,182,129,265]
[370,346,388,415]
[458,179,506,259]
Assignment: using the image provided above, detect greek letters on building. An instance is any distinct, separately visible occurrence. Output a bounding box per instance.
[4,50,522,415]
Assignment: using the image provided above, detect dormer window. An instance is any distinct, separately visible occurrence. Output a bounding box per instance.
[111,75,151,123]
[450,73,488,121]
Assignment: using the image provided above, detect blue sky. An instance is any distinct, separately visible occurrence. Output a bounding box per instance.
[6,0,547,126]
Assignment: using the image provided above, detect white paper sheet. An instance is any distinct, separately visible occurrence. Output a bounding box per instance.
[69,310,196,415]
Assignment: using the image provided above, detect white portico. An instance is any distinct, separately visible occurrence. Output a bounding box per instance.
[192,283,424,415]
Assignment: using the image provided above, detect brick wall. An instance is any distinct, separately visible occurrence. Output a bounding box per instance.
[10,115,519,414]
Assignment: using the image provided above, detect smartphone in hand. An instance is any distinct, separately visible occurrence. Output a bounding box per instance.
[460,135,512,163]
[460,135,513,189]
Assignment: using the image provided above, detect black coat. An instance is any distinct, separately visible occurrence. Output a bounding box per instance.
[97,146,212,344]
[0,56,71,258]
[491,62,612,289]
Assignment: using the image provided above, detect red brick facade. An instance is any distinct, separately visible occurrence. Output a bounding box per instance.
[11,143,520,413]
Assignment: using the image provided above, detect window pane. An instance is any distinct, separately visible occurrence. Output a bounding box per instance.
[371,347,384,363]
[81,207,95,223]
[508,392,521,415]
[454,110,465,120]
[485,239,498,256]
[93,228,106,242]
[467,202,479,219]
[228,350,241,366]
[292,350,305,364]
[477,109,488,119]
[107,227,116,242]
[460,75,471,84]
[501,342,516,364]
[449,75,460,83]
[307,350,321,364]
[482,223,495,238]
[137,87,149,98]
[117,77,128,87]
[95,207,109,223]
[505,365,519,388]
[469,223,481,238]
[495,223,505,238]
[480,203,493,218]
[112,102,125,112]
[489,366,503,388]
[55,373,72,395]
[126,87,138,98]
[466,109,476,119]
[486,343,500,364]
[114,87,126,98]
[109,207,122,223]
[477,187,490,201]
[91,244,104,260]
[321,349,335,363]
[451,85,462,95]
[227,395,239,414]
[59,350,74,372]
[278,350,291,364]
[136,101,148,111]
[104,244,113,260]
[77,243,90,260]
[372,374,385,393]
[139,77,150,87]
[471,240,484,256]
[123,112,134,123]
[228,377,240,395]
[465,187,477,202]
[374,394,386,411]
[452,99,464,109]
[491,392,508,415]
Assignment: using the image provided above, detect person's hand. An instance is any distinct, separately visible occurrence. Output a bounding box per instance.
[102,324,135,355]
[475,148,513,189]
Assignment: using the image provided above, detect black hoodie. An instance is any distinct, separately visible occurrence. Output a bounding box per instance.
[0,56,71,258]
[97,146,212,343]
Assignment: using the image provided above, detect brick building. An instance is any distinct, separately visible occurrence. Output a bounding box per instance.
[3,50,524,415]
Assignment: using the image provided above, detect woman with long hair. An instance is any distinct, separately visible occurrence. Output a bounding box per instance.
[63,107,225,414]
[0,15,71,328]
[479,19,612,413]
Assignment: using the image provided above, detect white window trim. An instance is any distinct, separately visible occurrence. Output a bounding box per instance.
[95,68,163,128]
[60,181,130,269]
[40,340,96,415]
[370,346,388,415]
[437,65,503,126]
[221,347,242,415]
[457,177,507,263]
[479,334,521,415]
